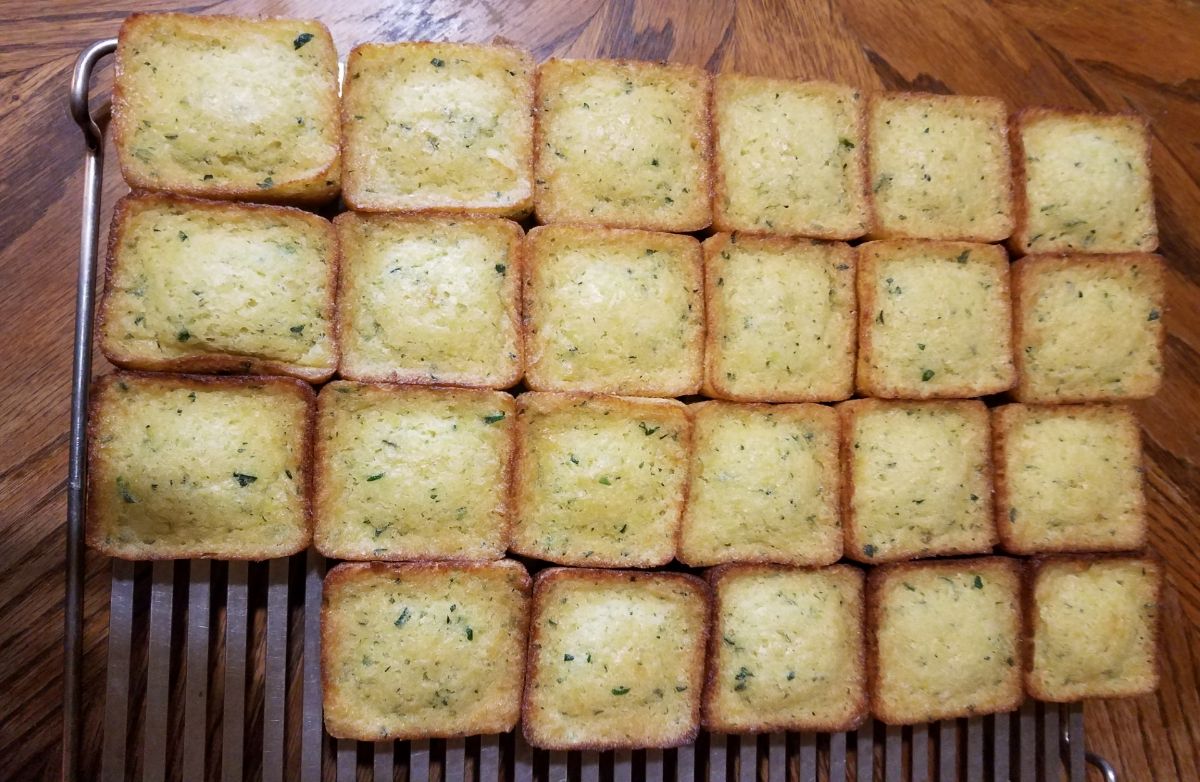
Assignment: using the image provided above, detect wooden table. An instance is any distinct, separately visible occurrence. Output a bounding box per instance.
[1,1,1197,780]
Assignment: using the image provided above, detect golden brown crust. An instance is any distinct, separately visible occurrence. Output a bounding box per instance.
[85,370,316,560]
[991,403,1147,554]
[855,240,1014,399]
[321,559,532,740]
[709,75,868,240]
[312,381,518,561]
[676,400,842,567]
[522,224,704,397]
[1010,252,1167,403]
[701,233,857,402]
[113,14,341,206]
[333,212,525,389]
[509,391,691,567]
[533,58,713,232]
[867,556,1024,724]
[1022,554,1161,702]
[837,398,996,565]
[340,42,535,217]
[97,192,339,383]
[864,92,1013,243]
[1008,108,1156,257]
[522,567,710,750]
[701,563,867,732]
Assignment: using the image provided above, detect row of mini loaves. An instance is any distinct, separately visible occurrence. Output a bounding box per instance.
[320,556,1161,744]
[87,374,1148,565]
[100,194,1167,404]
[114,14,1157,251]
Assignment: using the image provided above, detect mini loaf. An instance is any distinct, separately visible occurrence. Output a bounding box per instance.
[1011,109,1157,255]
[511,392,690,568]
[523,568,709,750]
[711,75,867,239]
[113,13,340,204]
[335,213,523,388]
[322,560,531,740]
[869,557,1023,725]
[703,233,856,402]
[840,399,995,564]
[993,404,1146,554]
[1012,253,1165,402]
[867,92,1013,242]
[341,42,535,215]
[523,225,704,397]
[1025,556,1160,701]
[678,401,842,567]
[86,372,313,560]
[314,382,516,561]
[704,564,867,733]
[99,193,338,382]
[856,240,1015,398]
[534,58,711,231]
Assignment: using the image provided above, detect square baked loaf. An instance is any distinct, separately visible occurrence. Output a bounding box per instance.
[1026,556,1160,701]
[322,560,531,740]
[869,557,1023,724]
[336,213,523,388]
[857,240,1015,398]
[113,13,340,204]
[524,225,704,397]
[314,382,516,561]
[523,568,708,749]
[703,234,856,402]
[840,399,995,564]
[711,75,867,239]
[511,392,690,567]
[1012,253,1166,402]
[341,42,535,215]
[1011,109,1157,255]
[704,564,866,733]
[99,193,338,383]
[678,401,842,567]
[993,404,1146,554]
[534,58,711,231]
[867,93,1013,242]
[86,372,313,560]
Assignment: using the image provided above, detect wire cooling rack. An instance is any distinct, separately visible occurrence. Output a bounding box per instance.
[64,38,1118,782]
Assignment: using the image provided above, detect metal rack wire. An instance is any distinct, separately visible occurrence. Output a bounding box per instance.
[65,38,1119,782]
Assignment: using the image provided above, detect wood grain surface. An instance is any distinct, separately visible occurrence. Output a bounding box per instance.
[1,1,1197,780]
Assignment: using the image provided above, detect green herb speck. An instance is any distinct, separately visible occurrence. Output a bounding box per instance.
[921,369,935,381]
[598,476,612,486]
[973,575,984,589]
[863,543,877,558]
[431,57,445,67]
[639,422,660,436]
[483,412,506,424]
[1148,309,1160,321]
[232,473,258,487]
[290,324,305,334]
[366,473,384,482]
[394,607,411,627]
[177,329,191,342]
[611,686,630,696]
[293,32,314,49]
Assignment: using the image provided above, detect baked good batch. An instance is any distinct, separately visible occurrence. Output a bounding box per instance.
[95,11,1168,744]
